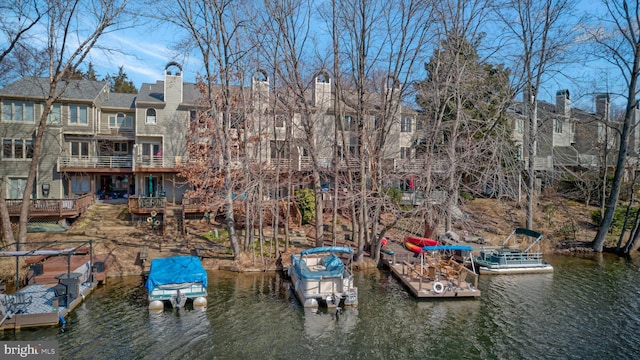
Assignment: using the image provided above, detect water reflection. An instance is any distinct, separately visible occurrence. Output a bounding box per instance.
[2,256,640,359]
[302,307,359,339]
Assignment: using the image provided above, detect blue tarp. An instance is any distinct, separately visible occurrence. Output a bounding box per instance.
[145,256,208,295]
[300,246,354,256]
[423,245,474,252]
[292,253,346,279]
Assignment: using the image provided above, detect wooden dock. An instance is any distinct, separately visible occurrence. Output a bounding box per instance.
[0,252,113,331]
[383,252,481,299]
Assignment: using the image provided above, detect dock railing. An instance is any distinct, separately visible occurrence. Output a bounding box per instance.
[392,252,479,291]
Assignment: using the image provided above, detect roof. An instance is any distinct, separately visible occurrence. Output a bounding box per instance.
[101,93,136,109]
[0,77,108,101]
[136,80,203,106]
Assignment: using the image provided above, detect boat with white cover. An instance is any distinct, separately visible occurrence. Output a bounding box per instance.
[288,246,358,308]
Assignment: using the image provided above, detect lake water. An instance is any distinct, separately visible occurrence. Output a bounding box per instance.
[2,254,639,359]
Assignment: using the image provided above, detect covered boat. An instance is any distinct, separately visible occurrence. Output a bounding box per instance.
[473,228,553,274]
[288,246,358,308]
[145,256,208,310]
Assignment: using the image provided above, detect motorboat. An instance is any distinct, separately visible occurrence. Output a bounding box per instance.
[288,246,358,308]
[145,256,208,310]
[473,228,553,274]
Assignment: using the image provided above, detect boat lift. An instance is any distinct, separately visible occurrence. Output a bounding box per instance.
[0,239,94,291]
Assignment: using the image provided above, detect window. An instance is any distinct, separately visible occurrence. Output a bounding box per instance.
[516,119,524,133]
[114,142,128,153]
[8,178,27,199]
[401,116,412,132]
[400,177,414,192]
[270,140,289,159]
[2,100,35,122]
[341,115,356,131]
[71,176,91,193]
[2,139,33,159]
[555,119,563,133]
[69,104,88,124]
[400,147,411,159]
[415,118,424,131]
[142,143,161,158]
[48,103,61,123]
[146,108,157,124]
[71,141,89,157]
[373,115,381,130]
[109,113,132,128]
[349,136,358,156]
[275,115,285,128]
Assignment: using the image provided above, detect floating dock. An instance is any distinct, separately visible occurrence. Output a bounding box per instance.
[382,248,481,299]
[0,240,113,331]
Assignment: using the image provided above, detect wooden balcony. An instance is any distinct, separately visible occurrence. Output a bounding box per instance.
[5,194,94,219]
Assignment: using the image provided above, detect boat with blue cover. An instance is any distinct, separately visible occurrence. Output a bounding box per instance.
[473,228,553,274]
[145,256,208,310]
[288,246,358,308]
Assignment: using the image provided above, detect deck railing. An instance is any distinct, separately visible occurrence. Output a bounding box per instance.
[5,193,94,217]
[59,155,132,169]
[128,196,167,213]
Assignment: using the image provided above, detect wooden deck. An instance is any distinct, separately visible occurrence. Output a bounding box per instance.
[0,252,113,331]
[6,193,94,219]
[383,254,481,299]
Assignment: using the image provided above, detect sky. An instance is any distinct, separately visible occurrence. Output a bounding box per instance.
[2,0,623,114]
[86,27,200,87]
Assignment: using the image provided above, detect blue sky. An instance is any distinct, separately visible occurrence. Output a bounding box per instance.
[86,28,201,87]
[80,1,619,113]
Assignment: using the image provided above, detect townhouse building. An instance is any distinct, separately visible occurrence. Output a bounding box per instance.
[511,88,630,189]
[5,61,624,214]
[0,63,194,205]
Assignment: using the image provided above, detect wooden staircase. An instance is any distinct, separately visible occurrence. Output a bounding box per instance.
[163,206,184,245]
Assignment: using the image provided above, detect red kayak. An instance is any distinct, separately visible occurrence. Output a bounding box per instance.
[405,236,439,247]
[404,240,423,254]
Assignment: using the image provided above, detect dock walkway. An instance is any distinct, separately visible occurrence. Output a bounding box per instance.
[382,247,481,299]
[0,252,112,331]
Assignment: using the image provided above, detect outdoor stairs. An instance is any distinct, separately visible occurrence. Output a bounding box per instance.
[163,206,184,245]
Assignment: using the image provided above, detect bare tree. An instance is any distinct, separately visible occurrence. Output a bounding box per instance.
[159,0,255,260]
[415,0,514,247]
[0,0,133,249]
[494,0,580,229]
[587,0,640,253]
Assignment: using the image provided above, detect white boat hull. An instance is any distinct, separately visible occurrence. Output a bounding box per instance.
[478,264,554,274]
[148,283,207,310]
[287,248,358,308]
